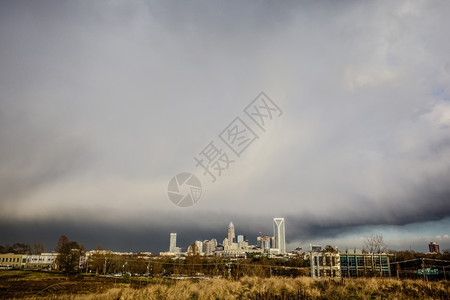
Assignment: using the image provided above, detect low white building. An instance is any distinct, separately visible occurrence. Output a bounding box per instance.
[22,253,58,269]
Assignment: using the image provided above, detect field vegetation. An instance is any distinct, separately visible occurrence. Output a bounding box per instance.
[0,270,449,300]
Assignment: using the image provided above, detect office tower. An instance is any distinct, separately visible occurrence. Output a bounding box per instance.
[223,238,232,250]
[273,218,286,254]
[429,242,440,253]
[261,236,271,251]
[271,236,276,249]
[195,240,203,254]
[227,222,235,246]
[203,239,218,256]
[169,233,177,253]
[202,240,209,253]
[237,235,245,243]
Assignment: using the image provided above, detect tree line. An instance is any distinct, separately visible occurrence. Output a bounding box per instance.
[86,252,310,278]
[0,242,45,254]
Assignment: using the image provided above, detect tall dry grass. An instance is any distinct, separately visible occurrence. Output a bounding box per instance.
[14,276,450,300]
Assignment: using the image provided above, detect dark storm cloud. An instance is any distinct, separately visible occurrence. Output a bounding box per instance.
[0,213,276,252]
[285,174,450,242]
[1,0,450,251]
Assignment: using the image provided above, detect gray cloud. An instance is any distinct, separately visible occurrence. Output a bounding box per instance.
[1,0,450,252]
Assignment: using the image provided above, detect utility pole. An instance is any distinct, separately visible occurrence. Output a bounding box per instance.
[421,258,428,282]
[396,262,399,280]
[226,263,231,279]
[103,257,107,275]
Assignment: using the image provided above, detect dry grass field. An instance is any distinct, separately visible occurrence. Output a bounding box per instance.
[1,271,449,299]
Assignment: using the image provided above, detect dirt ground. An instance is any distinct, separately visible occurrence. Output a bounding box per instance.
[0,271,150,299]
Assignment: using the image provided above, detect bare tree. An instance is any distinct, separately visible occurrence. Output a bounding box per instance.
[55,235,69,252]
[31,242,45,254]
[324,245,338,253]
[56,240,82,273]
[363,234,387,254]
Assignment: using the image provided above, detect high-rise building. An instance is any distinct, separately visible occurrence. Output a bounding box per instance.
[169,233,177,253]
[223,237,229,248]
[429,242,440,254]
[187,243,200,255]
[260,236,271,252]
[273,218,286,254]
[203,239,217,256]
[227,222,235,246]
[237,235,245,243]
[195,240,203,254]
[271,236,276,249]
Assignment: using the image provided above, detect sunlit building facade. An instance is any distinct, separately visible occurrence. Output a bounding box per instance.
[273,218,286,254]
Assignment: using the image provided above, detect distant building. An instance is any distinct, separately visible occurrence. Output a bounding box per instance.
[237,235,245,243]
[238,240,249,249]
[268,248,280,255]
[1,252,61,270]
[258,236,271,252]
[271,237,276,249]
[227,222,235,246]
[22,253,58,270]
[136,252,152,259]
[186,243,200,256]
[310,247,341,278]
[428,242,440,254]
[0,253,23,269]
[310,244,322,251]
[222,238,229,249]
[273,218,286,254]
[169,233,177,253]
[195,241,203,254]
[159,251,178,257]
[340,249,391,278]
[203,239,217,256]
[78,254,87,270]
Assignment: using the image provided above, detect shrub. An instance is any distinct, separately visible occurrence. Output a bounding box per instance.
[122,273,131,283]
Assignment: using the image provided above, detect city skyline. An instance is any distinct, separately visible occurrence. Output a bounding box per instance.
[1,1,450,254]
[165,218,286,254]
[0,216,448,254]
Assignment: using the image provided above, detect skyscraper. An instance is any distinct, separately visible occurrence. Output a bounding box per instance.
[195,240,203,254]
[227,222,235,246]
[273,218,286,254]
[169,233,177,253]
[203,239,217,256]
[260,235,271,252]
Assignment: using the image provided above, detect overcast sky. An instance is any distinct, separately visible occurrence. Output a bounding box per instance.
[1,0,450,253]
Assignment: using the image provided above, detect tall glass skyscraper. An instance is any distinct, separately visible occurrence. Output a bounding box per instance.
[169,233,177,253]
[227,222,235,246]
[273,218,286,254]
